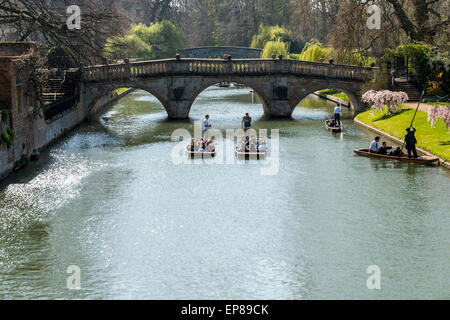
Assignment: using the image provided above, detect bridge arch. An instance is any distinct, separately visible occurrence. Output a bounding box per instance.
[84,83,169,120]
[186,79,271,117]
[290,82,366,116]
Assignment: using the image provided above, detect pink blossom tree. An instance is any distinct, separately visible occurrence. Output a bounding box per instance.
[362,90,409,115]
[428,105,450,130]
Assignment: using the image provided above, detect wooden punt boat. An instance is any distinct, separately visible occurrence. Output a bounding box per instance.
[186,146,216,158]
[325,120,343,133]
[235,147,267,159]
[353,148,439,165]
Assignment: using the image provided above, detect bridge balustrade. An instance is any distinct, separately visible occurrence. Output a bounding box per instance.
[82,59,376,82]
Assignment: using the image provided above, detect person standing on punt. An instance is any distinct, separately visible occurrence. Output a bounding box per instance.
[334,104,342,127]
[203,114,212,140]
[242,113,252,133]
[405,127,418,158]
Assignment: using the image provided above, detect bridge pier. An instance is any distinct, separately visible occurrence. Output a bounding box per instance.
[265,101,295,118]
[165,101,191,119]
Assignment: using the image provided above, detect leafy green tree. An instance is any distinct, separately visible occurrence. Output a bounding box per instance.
[298,39,330,62]
[104,21,185,60]
[132,21,185,59]
[104,34,153,60]
[261,41,289,58]
[251,25,303,53]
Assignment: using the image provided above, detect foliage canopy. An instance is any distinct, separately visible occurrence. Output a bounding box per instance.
[104,21,185,61]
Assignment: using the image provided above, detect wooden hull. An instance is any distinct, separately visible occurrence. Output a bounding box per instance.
[325,120,343,133]
[186,146,216,158]
[235,147,267,159]
[353,148,439,165]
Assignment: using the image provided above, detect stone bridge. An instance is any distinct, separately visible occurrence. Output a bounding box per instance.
[80,58,378,119]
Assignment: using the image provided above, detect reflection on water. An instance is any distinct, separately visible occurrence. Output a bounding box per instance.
[0,87,449,300]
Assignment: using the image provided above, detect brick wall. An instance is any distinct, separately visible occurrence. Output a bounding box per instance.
[0,45,37,178]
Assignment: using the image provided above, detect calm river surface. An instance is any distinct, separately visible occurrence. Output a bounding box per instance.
[0,87,449,299]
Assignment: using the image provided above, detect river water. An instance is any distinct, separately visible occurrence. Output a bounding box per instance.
[0,86,449,300]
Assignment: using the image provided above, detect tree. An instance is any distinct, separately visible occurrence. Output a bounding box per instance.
[298,39,330,62]
[0,0,129,65]
[290,0,341,43]
[385,0,449,44]
[428,105,450,130]
[104,34,153,60]
[261,41,289,58]
[104,21,185,60]
[251,25,303,53]
[119,0,174,24]
[362,90,409,115]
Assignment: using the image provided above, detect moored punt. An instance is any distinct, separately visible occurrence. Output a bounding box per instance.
[235,147,267,160]
[353,148,439,165]
[325,120,343,133]
[186,146,216,158]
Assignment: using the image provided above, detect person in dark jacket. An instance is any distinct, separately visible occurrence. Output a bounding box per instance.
[405,127,418,158]
[377,142,392,155]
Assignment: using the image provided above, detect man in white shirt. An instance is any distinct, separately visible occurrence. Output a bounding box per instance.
[334,104,342,127]
[203,115,212,140]
[370,136,381,153]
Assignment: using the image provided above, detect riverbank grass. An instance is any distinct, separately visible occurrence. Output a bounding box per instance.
[319,89,350,102]
[356,106,450,162]
[114,88,130,95]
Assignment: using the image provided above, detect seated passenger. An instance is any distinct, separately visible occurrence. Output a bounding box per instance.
[249,142,257,152]
[189,139,197,152]
[369,136,381,153]
[328,118,336,127]
[258,143,266,152]
[377,142,392,155]
[237,141,246,152]
[389,147,405,157]
[205,140,215,152]
[199,141,206,152]
[258,138,265,146]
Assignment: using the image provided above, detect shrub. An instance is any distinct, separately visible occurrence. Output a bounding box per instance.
[1,131,12,148]
[427,53,450,94]
[7,128,15,140]
[1,110,11,123]
[384,43,432,84]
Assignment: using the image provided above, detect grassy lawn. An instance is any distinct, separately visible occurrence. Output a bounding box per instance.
[114,88,130,95]
[319,89,350,102]
[356,107,450,162]
[331,92,350,102]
